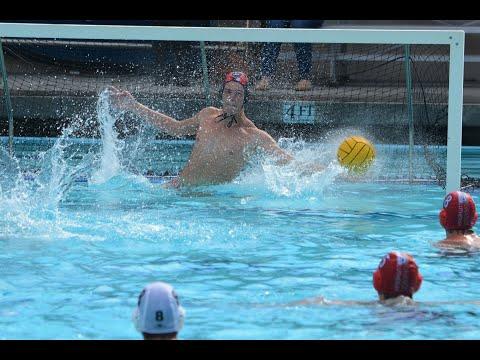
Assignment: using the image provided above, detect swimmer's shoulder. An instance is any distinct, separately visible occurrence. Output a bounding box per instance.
[381,296,416,306]
[195,107,222,125]
[434,240,464,251]
[246,127,277,146]
[436,234,480,249]
[470,233,480,243]
[243,117,259,129]
[434,239,449,248]
[198,106,221,118]
[464,233,480,249]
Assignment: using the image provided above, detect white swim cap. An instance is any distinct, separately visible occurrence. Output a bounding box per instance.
[132,282,185,334]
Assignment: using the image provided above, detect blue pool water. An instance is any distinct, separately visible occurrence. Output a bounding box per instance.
[1,99,480,339]
[1,139,479,340]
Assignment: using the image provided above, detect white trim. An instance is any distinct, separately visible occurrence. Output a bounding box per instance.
[0,23,464,45]
[324,24,480,34]
[1,38,152,48]
[446,34,465,193]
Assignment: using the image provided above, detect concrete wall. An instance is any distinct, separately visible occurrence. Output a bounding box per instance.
[0,94,455,144]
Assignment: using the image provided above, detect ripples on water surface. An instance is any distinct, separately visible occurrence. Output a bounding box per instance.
[1,92,479,339]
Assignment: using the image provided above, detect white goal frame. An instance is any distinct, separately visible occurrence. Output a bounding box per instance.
[0,23,465,193]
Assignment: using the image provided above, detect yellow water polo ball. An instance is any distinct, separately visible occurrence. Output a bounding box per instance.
[337,136,376,172]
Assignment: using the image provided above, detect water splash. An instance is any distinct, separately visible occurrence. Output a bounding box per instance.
[89,89,158,183]
[0,146,23,195]
[233,138,345,197]
[90,89,123,184]
[0,132,85,239]
[0,89,160,240]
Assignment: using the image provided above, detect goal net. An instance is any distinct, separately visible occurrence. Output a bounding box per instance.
[0,24,465,191]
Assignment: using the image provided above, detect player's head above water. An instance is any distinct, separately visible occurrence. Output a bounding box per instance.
[373,252,423,300]
[216,71,249,127]
[224,71,248,87]
[132,282,185,340]
[222,71,248,107]
[439,191,478,232]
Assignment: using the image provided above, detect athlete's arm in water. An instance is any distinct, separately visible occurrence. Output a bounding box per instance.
[253,129,295,165]
[253,130,325,173]
[106,86,209,137]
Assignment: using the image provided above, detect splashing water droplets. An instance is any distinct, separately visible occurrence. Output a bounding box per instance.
[90,89,123,184]
[234,138,345,197]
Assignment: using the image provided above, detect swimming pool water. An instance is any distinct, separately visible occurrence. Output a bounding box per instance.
[1,139,480,339]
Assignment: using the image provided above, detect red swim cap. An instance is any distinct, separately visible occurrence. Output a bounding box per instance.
[224,71,248,87]
[439,191,478,231]
[373,252,423,298]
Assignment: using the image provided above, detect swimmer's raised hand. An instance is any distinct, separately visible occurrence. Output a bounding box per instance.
[105,86,137,112]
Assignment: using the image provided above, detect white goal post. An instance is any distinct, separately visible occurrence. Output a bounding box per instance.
[0,23,465,193]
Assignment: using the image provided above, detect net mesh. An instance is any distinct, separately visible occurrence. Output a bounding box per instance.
[0,35,467,187]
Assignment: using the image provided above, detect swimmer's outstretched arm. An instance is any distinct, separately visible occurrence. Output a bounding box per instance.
[254,130,325,173]
[253,130,296,164]
[106,86,209,137]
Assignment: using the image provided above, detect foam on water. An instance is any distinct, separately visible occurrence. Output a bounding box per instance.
[0,141,73,239]
[0,89,147,238]
[229,138,345,198]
